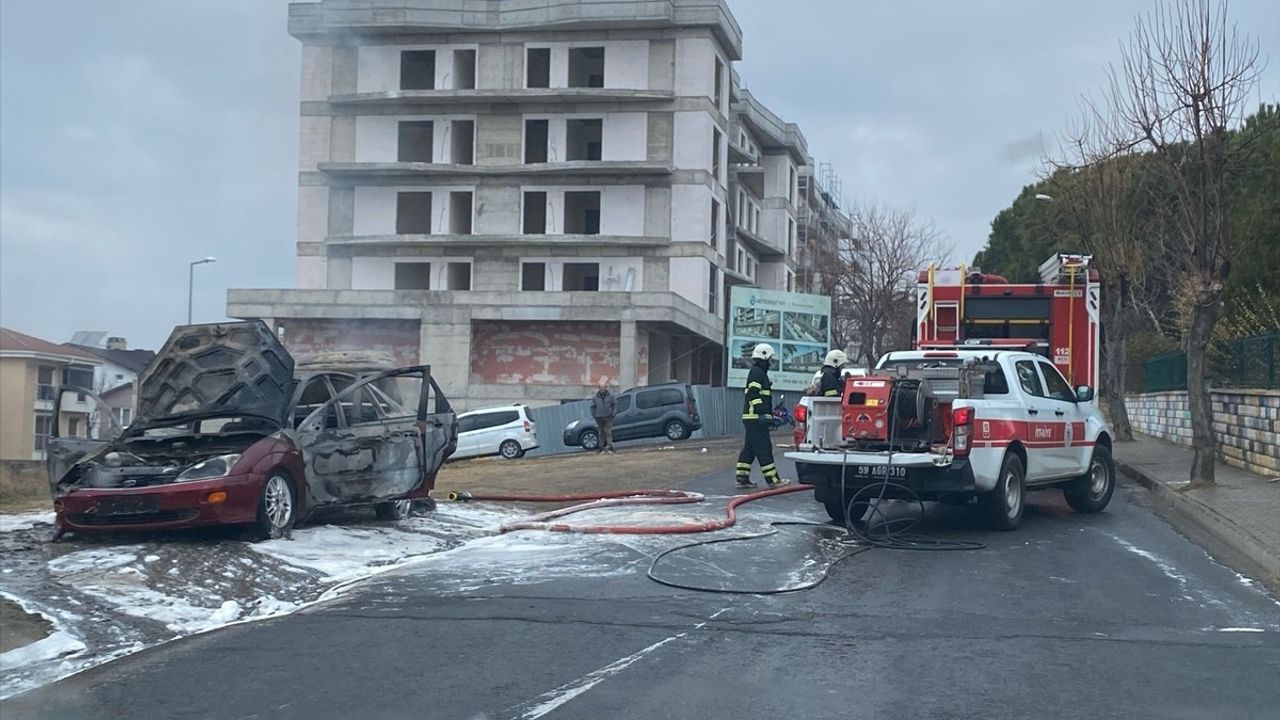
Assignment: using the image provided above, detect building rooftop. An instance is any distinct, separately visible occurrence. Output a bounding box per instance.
[67,345,156,374]
[288,0,744,59]
[0,327,101,364]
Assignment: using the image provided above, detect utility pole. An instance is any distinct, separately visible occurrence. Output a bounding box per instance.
[188,257,217,324]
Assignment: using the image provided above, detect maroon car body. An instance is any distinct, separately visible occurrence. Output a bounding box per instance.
[47,322,457,540]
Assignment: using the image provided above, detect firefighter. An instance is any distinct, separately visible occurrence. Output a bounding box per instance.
[736,343,789,488]
[818,349,848,398]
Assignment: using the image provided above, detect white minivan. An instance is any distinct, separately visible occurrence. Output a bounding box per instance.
[451,404,539,461]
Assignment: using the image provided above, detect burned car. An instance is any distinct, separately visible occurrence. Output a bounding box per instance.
[47,321,457,540]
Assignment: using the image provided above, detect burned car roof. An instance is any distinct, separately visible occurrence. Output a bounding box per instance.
[133,321,295,429]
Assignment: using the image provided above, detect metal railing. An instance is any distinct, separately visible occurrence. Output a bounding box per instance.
[1144,333,1279,391]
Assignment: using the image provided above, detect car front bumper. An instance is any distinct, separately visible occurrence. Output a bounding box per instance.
[55,473,266,533]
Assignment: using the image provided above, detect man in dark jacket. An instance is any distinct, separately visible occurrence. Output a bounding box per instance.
[736,343,788,488]
[591,384,617,453]
[817,349,849,398]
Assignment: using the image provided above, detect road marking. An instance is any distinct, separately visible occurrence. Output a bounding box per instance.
[506,608,730,720]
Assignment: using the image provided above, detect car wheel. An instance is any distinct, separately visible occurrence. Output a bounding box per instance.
[1064,445,1116,513]
[254,473,296,541]
[664,419,688,441]
[980,453,1025,531]
[499,439,524,460]
[374,498,413,521]
[823,499,847,525]
[580,429,600,450]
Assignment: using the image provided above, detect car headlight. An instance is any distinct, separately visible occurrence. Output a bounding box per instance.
[566,420,579,430]
[177,454,242,482]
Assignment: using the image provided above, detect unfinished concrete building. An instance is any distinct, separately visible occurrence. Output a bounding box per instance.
[229,0,851,409]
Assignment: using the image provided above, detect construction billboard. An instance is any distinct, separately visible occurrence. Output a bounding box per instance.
[726,287,832,392]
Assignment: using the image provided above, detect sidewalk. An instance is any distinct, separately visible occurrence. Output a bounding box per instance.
[1114,434,1280,583]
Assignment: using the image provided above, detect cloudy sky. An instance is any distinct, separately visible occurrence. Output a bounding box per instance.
[1,0,1276,350]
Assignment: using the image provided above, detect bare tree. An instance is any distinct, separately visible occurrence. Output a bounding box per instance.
[1099,0,1263,485]
[1048,111,1166,442]
[833,203,951,365]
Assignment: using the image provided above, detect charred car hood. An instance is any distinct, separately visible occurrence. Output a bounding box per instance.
[134,321,295,428]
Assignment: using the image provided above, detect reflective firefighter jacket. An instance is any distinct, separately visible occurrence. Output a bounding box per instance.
[742,362,774,421]
[818,366,842,397]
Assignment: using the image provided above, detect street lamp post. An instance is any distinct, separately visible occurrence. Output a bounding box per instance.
[187,257,217,324]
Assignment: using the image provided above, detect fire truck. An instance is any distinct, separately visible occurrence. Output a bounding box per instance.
[916,253,1100,391]
[786,255,1114,530]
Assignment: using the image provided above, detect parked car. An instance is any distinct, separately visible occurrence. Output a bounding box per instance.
[450,404,539,461]
[46,321,457,541]
[562,383,701,450]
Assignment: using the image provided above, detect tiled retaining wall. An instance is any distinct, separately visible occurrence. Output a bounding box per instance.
[1125,389,1280,477]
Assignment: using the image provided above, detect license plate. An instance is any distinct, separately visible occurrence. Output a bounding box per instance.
[96,495,160,515]
[853,465,907,479]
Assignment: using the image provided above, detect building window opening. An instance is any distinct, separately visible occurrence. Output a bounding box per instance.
[449,191,473,235]
[446,261,472,290]
[394,262,432,290]
[450,119,474,165]
[521,262,547,290]
[710,198,720,249]
[400,50,436,90]
[397,121,434,162]
[522,191,547,234]
[524,119,549,163]
[396,192,433,234]
[567,47,605,88]
[711,127,722,182]
[452,49,476,89]
[526,47,551,88]
[566,118,603,161]
[713,57,724,113]
[563,262,600,291]
[708,263,718,314]
[564,191,601,234]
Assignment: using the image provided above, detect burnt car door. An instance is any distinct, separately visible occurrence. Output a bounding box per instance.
[46,387,122,496]
[296,366,454,506]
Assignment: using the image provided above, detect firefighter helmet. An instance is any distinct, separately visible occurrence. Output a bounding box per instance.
[751,343,775,361]
[823,349,848,367]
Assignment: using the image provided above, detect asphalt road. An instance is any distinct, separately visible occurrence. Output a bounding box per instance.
[7,457,1280,720]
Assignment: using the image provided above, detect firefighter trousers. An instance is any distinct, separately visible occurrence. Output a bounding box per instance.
[736,421,779,481]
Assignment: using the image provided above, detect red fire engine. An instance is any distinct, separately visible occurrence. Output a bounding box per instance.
[915,253,1101,391]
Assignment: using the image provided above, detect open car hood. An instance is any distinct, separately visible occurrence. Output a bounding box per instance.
[133,321,295,429]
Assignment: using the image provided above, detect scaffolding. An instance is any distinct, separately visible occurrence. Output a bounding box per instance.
[796,162,852,295]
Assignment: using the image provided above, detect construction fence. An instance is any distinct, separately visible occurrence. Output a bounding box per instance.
[1143,333,1279,392]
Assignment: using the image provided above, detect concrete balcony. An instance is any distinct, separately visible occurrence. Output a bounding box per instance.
[327,89,676,109]
[318,161,672,181]
[727,139,756,165]
[733,225,784,258]
[325,233,670,248]
[227,288,724,343]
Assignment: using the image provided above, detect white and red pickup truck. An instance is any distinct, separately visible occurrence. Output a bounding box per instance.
[786,348,1116,530]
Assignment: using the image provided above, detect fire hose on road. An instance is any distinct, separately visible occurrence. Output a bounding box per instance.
[443,481,982,594]
[444,484,812,535]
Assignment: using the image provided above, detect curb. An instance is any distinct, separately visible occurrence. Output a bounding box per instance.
[1116,460,1280,583]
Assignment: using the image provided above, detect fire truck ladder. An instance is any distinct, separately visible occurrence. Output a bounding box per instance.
[924,264,966,342]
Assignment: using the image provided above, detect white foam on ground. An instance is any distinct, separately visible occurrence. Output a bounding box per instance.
[0,631,86,667]
[0,512,55,533]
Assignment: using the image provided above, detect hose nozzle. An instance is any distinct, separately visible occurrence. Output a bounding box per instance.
[446,491,473,502]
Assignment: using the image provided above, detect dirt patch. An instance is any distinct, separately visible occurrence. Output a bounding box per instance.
[433,434,786,497]
[0,599,52,654]
[1,461,49,513]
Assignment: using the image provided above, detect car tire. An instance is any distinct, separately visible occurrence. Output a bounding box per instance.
[1063,445,1116,513]
[580,430,600,451]
[980,453,1025,531]
[823,499,847,525]
[499,439,524,460]
[253,473,296,541]
[664,419,688,441]
[374,498,413,521]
